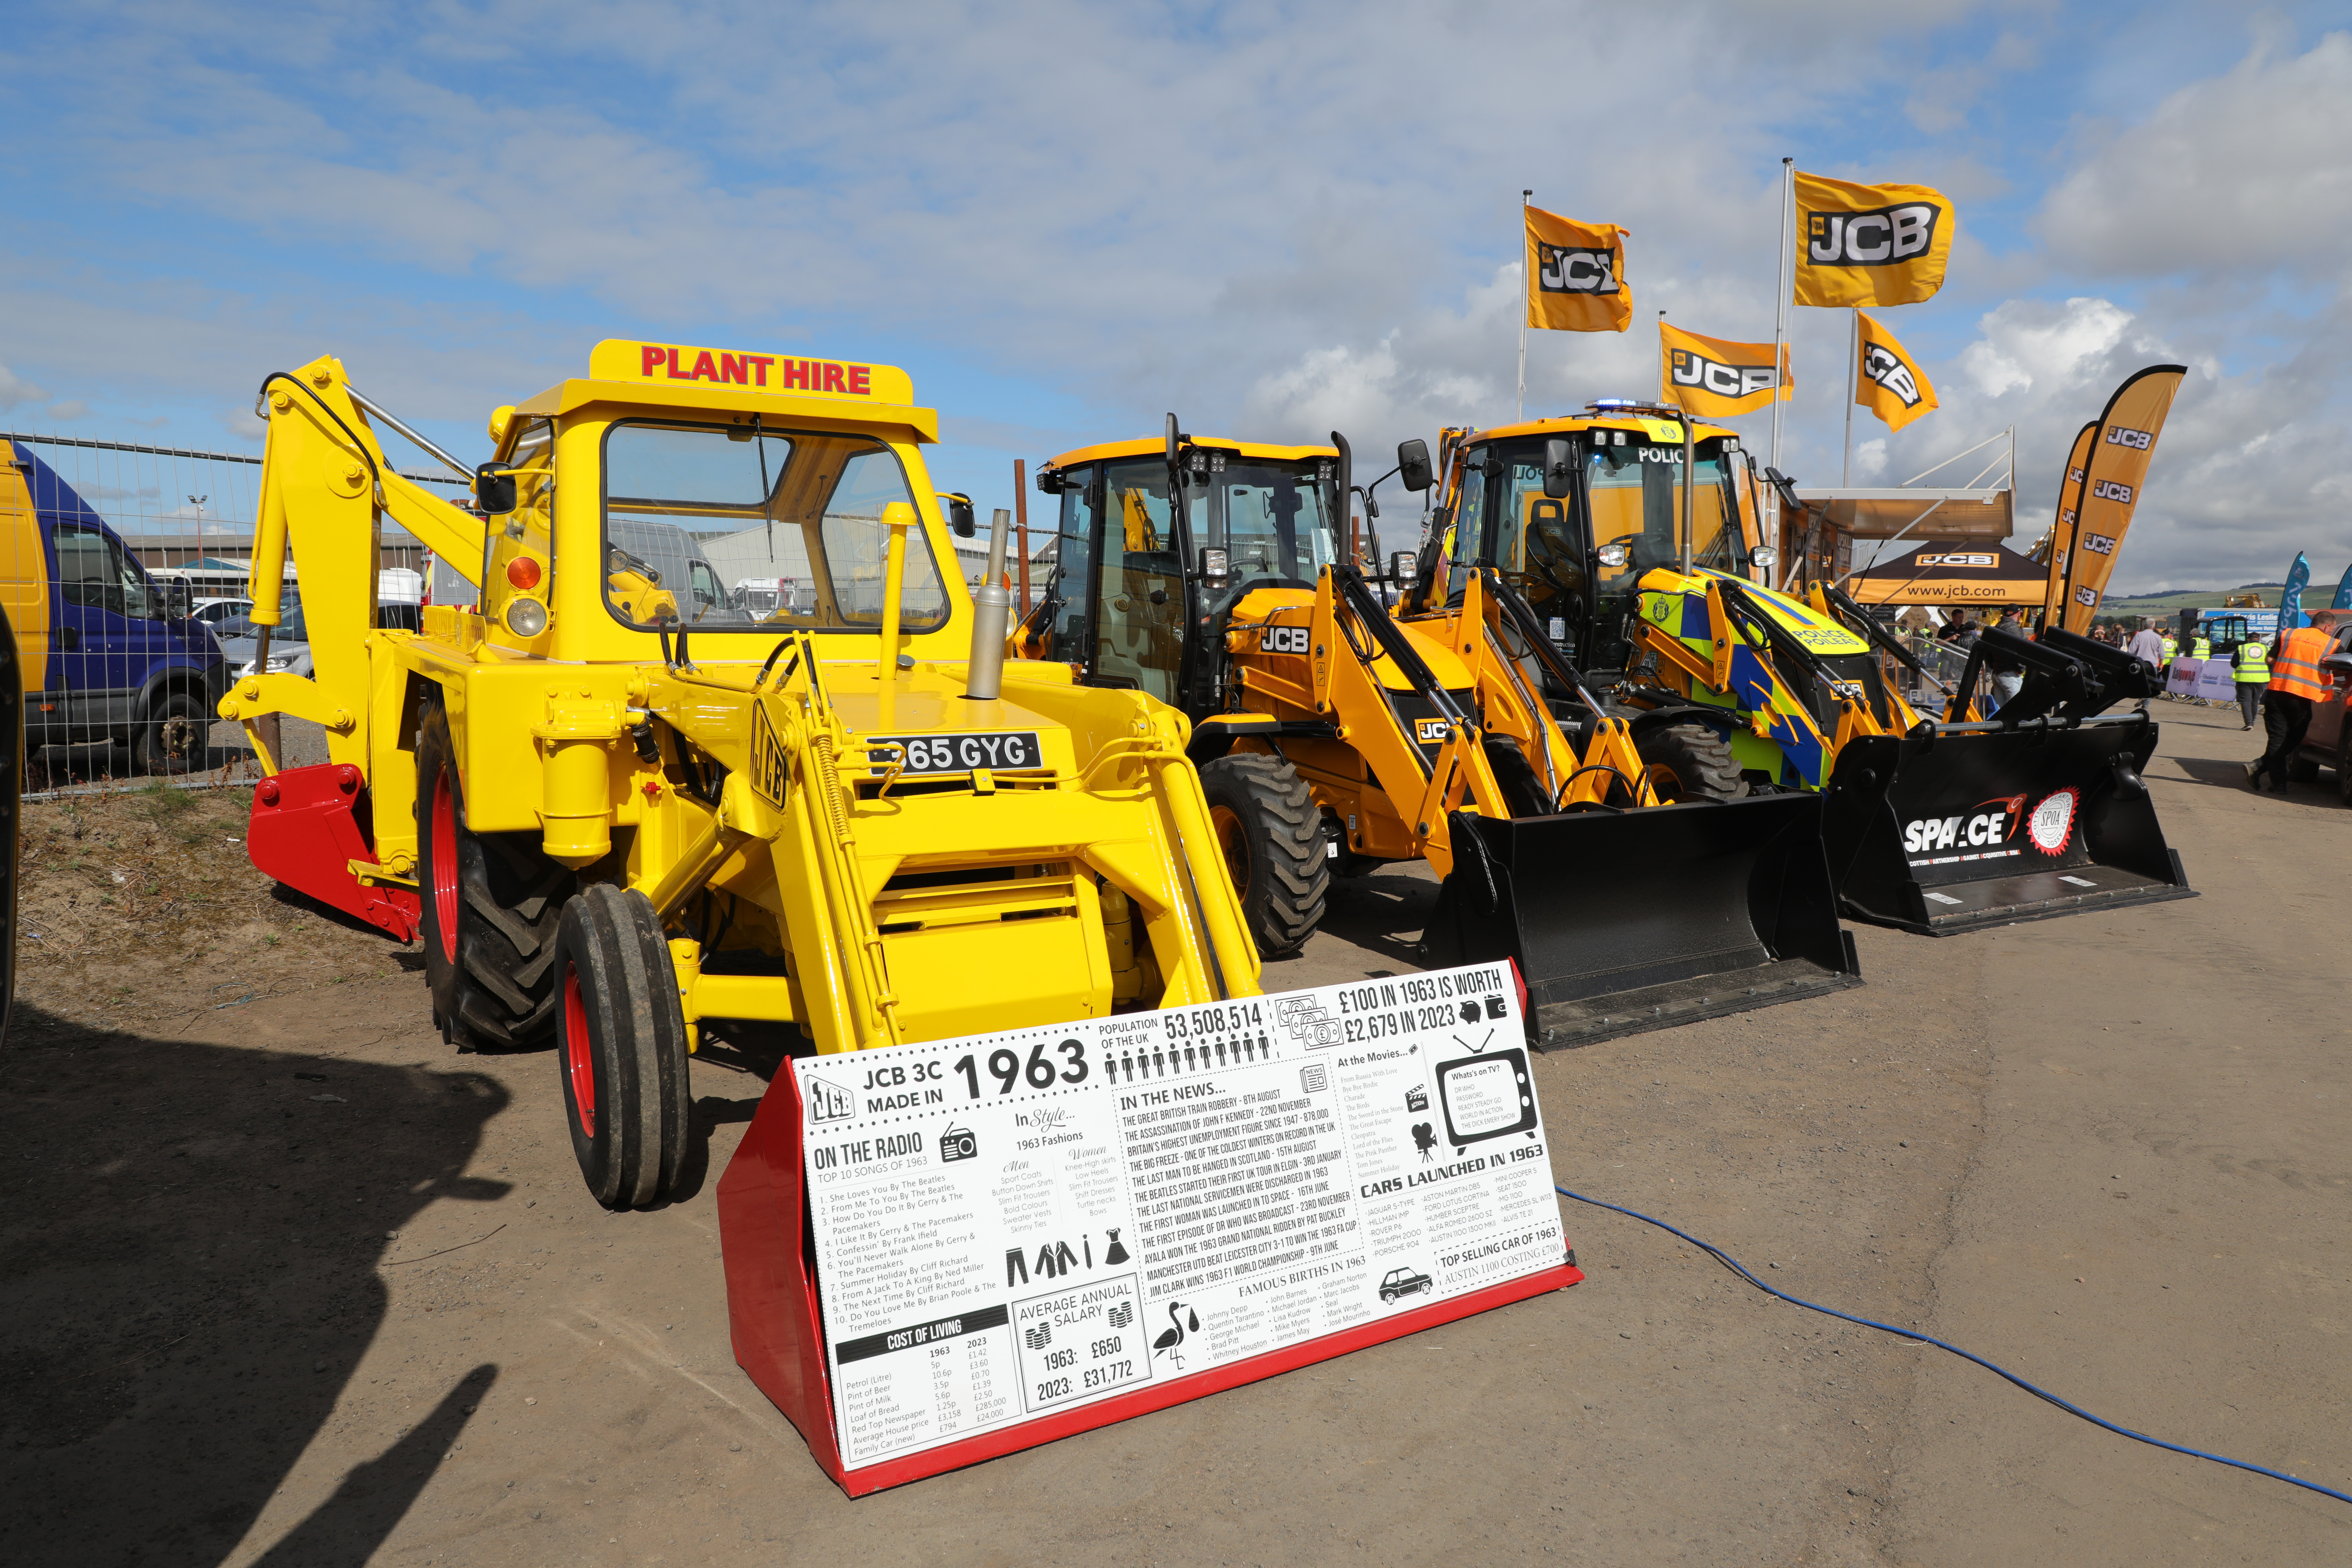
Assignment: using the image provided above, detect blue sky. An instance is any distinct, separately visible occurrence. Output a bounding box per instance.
[2,0,2347,591]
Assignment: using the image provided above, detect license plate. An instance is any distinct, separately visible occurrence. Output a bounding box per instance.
[866,730,1043,775]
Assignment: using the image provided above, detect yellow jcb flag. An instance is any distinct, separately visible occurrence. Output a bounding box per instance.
[1659,322,1790,418]
[1794,171,1954,308]
[1524,205,1631,332]
[1854,311,1937,432]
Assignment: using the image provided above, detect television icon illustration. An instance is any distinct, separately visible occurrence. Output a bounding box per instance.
[1434,1047,1538,1154]
[939,1124,978,1162]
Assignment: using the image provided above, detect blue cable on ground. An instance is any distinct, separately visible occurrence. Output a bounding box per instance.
[1555,1184,2352,1508]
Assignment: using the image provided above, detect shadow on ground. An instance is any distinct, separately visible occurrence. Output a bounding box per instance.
[0,1000,509,1567]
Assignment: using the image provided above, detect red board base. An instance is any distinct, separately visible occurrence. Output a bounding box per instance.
[247,763,420,943]
[716,1068,1583,1498]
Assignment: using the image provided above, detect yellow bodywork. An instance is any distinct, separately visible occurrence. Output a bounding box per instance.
[222,345,1259,1053]
[0,442,55,696]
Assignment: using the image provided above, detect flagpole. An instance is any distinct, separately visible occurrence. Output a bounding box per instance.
[1841,308,1857,486]
[1518,189,1532,422]
[1768,158,1793,477]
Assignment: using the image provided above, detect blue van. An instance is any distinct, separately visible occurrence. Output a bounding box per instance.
[0,440,229,773]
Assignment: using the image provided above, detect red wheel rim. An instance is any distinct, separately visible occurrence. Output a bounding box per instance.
[431,770,460,965]
[563,964,596,1137]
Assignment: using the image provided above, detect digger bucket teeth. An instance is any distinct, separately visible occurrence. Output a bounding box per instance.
[1824,715,2195,936]
[1421,792,1861,1049]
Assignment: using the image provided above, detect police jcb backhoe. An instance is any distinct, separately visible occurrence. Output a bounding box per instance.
[1414,403,2191,934]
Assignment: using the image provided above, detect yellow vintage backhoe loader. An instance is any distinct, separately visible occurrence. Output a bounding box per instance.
[1015,419,1859,1045]
[220,342,1259,1210]
[1416,404,2191,934]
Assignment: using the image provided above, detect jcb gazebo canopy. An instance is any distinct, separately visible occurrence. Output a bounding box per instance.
[1845,540,2045,606]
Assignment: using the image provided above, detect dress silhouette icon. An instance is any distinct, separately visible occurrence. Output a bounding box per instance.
[1102,1227,1130,1266]
[1153,1301,1199,1371]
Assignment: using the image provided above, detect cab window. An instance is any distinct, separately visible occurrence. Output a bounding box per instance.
[599,421,948,634]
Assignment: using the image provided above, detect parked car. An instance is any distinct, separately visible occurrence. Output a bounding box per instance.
[2290,622,2352,804]
[215,602,315,681]
[0,441,227,772]
[191,596,254,626]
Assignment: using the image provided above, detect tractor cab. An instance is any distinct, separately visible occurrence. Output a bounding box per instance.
[1423,404,1767,675]
[1031,433,1343,716]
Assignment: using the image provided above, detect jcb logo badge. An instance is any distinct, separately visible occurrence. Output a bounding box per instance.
[2105,425,2153,450]
[1807,204,1939,266]
[1670,350,1778,400]
[2091,479,2135,504]
[2074,586,2100,608]
[1535,243,1620,296]
[2068,467,2086,484]
[751,701,790,806]
[1916,552,1993,568]
[2083,533,2117,556]
[1259,624,1310,656]
[1861,343,1923,407]
[1414,718,1449,744]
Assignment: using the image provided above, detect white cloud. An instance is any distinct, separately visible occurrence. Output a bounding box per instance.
[45,400,89,422]
[2038,32,2352,277]
[0,364,48,412]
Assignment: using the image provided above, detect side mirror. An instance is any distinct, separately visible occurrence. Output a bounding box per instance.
[1397,439,1433,493]
[1542,437,1573,500]
[1749,545,1779,570]
[163,580,193,620]
[1164,413,1181,472]
[474,462,517,516]
[1034,467,1065,495]
[941,493,977,538]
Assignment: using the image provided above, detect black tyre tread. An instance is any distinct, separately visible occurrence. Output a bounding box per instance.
[417,698,573,1049]
[1200,752,1330,958]
[1637,722,1749,802]
[1482,735,1554,818]
[555,884,691,1209]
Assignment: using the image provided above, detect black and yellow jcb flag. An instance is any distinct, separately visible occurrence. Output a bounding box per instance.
[1794,171,1954,308]
[2051,364,2189,633]
[1660,322,1790,418]
[1854,311,1937,432]
[1525,205,1631,332]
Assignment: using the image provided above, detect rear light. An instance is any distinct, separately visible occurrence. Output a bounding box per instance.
[507,556,544,590]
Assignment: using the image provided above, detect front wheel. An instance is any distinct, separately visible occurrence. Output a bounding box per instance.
[1634,722,1749,803]
[553,883,691,1210]
[132,692,206,775]
[1199,751,1329,959]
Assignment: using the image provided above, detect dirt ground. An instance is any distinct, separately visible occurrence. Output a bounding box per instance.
[2,698,2346,1566]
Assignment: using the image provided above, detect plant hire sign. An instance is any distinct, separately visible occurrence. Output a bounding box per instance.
[588,339,914,405]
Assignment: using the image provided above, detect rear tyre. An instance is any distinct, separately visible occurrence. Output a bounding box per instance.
[132,691,206,776]
[416,698,572,1049]
[1199,752,1329,959]
[1635,722,1749,803]
[552,883,691,1209]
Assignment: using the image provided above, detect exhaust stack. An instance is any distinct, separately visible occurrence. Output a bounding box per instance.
[966,506,1012,700]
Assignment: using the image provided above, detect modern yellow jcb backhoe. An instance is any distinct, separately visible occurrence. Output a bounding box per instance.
[1415,404,2191,934]
[220,342,1259,1210]
[1014,419,1859,1045]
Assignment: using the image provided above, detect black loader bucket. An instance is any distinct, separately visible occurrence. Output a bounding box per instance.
[1422,791,1861,1049]
[1824,713,2194,936]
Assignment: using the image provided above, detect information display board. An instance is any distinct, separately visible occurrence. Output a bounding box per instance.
[717,962,1579,1493]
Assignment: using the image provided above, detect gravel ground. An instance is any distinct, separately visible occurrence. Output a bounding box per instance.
[1,696,2344,1566]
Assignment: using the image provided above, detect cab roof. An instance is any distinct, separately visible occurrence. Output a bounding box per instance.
[1043,435,1338,470]
[509,338,939,442]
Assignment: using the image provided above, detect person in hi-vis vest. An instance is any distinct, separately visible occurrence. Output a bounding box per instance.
[2233,634,2269,729]
[2250,610,2338,790]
